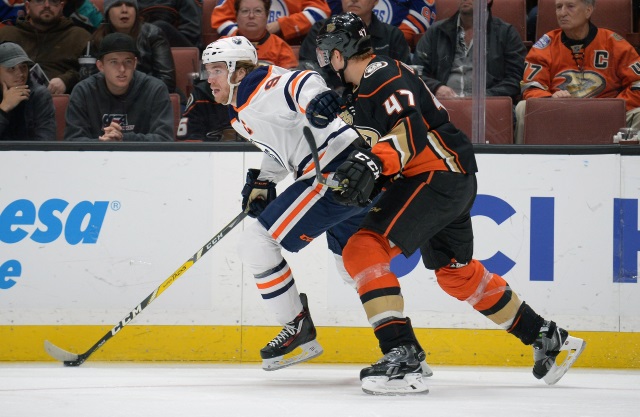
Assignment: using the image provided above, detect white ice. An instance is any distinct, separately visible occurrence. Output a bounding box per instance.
[1,363,639,417]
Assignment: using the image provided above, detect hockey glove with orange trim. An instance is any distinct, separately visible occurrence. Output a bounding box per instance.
[241,169,277,218]
[332,148,382,207]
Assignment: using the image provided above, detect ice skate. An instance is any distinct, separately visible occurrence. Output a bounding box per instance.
[532,320,586,385]
[360,344,429,395]
[260,293,323,371]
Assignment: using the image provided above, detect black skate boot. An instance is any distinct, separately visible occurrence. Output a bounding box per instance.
[360,344,429,395]
[260,293,323,371]
[532,320,586,385]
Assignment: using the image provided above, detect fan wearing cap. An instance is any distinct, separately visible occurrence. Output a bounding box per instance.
[0,42,56,140]
[64,32,173,141]
[89,0,176,93]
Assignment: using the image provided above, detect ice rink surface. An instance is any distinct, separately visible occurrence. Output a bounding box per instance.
[1,362,639,417]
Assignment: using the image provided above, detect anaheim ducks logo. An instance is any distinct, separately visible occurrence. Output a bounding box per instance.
[326,23,336,32]
[355,126,380,146]
[556,70,606,97]
[340,109,353,125]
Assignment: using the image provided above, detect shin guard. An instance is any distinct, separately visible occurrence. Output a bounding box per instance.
[436,260,524,330]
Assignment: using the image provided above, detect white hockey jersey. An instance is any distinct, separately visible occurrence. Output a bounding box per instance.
[230,65,359,183]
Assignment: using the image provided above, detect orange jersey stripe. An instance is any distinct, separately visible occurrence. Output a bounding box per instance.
[236,66,274,113]
[374,319,407,332]
[301,151,327,176]
[383,171,434,236]
[358,60,403,99]
[290,70,312,113]
[256,268,292,289]
[272,182,323,239]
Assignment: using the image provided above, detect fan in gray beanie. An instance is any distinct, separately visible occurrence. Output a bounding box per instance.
[103,0,139,18]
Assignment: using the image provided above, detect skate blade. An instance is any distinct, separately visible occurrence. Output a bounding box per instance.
[262,340,324,371]
[421,360,434,377]
[543,335,586,385]
[361,373,429,396]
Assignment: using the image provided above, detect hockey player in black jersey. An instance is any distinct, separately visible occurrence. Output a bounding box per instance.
[307,12,586,396]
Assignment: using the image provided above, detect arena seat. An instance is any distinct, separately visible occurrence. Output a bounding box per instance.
[169,93,181,140]
[536,0,634,41]
[523,98,626,145]
[171,47,200,98]
[52,94,70,141]
[201,0,220,47]
[435,0,527,40]
[291,45,300,60]
[440,97,514,144]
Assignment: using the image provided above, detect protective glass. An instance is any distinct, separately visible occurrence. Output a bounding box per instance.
[315,48,331,68]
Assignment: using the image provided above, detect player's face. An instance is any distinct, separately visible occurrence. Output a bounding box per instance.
[205,62,231,103]
[329,50,345,73]
[108,2,137,33]
[555,0,592,32]
[0,63,29,88]
[97,52,137,95]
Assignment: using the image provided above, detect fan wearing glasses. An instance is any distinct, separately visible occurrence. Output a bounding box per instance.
[0,0,92,94]
[234,0,298,69]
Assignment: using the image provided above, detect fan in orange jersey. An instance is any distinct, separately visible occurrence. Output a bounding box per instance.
[211,0,330,44]
[515,0,640,143]
[233,0,298,69]
[307,12,586,395]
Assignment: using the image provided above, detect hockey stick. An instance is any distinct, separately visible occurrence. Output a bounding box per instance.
[44,211,248,366]
[302,126,343,189]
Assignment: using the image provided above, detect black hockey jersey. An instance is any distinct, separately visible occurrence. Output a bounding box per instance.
[352,55,477,178]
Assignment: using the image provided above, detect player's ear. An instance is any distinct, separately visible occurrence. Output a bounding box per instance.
[233,67,247,83]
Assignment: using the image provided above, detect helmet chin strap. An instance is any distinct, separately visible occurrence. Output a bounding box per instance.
[225,80,240,106]
[334,52,350,88]
[224,60,238,106]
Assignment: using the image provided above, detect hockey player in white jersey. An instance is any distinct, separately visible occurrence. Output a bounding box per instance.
[200,36,435,375]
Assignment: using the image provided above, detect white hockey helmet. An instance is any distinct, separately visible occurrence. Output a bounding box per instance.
[202,36,257,74]
[201,36,258,105]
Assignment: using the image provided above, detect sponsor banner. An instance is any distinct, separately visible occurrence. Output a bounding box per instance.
[1,151,639,331]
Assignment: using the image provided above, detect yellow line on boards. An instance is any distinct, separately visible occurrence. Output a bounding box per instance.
[1,325,637,368]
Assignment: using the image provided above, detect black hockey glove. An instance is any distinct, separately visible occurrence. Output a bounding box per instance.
[332,148,383,207]
[306,90,344,128]
[241,168,277,218]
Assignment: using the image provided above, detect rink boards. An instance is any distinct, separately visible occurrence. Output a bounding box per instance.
[1,147,639,368]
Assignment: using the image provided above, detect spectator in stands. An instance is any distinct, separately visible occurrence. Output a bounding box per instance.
[234,0,297,68]
[0,0,92,93]
[0,41,55,140]
[211,0,330,45]
[64,0,103,32]
[413,0,526,102]
[65,32,173,141]
[176,79,240,141]
[515,0,640,144]
[1,1,26,26]
[89,0,176,94]
[326,0,436,46]
[299,1,411,89]
[137,0,201,48]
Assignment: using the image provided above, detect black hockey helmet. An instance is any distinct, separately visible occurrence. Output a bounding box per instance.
[315,12,372,68]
